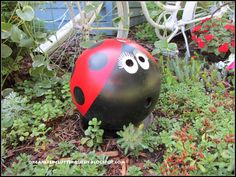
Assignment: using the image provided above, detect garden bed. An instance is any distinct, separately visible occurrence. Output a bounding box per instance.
[1,5,235,174]
[2,25,235,175]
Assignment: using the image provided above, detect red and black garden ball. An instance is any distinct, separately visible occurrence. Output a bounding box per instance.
[70,38,161,130]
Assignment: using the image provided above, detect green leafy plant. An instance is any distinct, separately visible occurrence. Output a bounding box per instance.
[116,123,159,156]
[152,65,234,175]
[52,164,77,176]
[165,53,235,96]
[135,1,163,43]
[4,150,109,176]
[152,39,178,58]
[80,118,104,149]
[1,1,52,89]
[160,54,234,96]
[127,166,143,176]
[156,81,211,123]
[4,153,34,176]
[117,123,145,156]
[199,63,235,95]
[1,73,73,149]
[55,142,76,157]
[31,90,65,122]
[135,23,158,43]
[71,151,108,175]
[142,128,161,152]
[165,56,202,83]
[72,151,109,176]
[31,123,52,150]
[1,91,29,129]
[155,108,234,176]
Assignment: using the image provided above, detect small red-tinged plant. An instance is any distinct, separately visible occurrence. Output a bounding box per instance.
[224,134,235,143]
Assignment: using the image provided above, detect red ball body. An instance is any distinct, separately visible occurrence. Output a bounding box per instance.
[70,38,161,130]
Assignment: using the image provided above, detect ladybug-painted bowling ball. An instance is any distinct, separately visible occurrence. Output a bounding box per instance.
[70,38,161,130]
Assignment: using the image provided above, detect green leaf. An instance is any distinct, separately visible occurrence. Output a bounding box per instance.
[227,159,234,172]
[1,22,12,39]
[208,153,218,162]
[38,124,46,130]
[38,79,52,88]
[19,38,34,48]
[96,137,103,143]
[1,44,12,58]
[124,147,129,155]
[16,5,35,21]
[152,49,161,55]
[19,136,25,141]
[32,55,45,68]
[35,32,47,39]
[2,57,19,74]
[1,88,14,98]
[16,56,23,62]
[86,139,94,147]
[175,141,184,150]
[10,25,26,43]
[214,48,220,56]
[168,43,178,51]
[198,163,207,173]
[23,132,29,136]
[29,65,54,78]
[221,150,231,159]
[35,89,47,97]
[190,160,196,167]
[1,117,13,128]
[84,129,90,136]
[154,39,168,49]
[80,137,89,145]
[113,16,122,24]
[98,130,104,136]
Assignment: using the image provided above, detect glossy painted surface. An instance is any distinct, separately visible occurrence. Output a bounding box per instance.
[70,38,161,130]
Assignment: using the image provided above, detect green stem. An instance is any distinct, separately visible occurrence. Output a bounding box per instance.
[2,39,9,45]
[23,21,34,40]
[16,21,24,27]
[7,2,19,23]
[16,47,22,59]
[29,52,34,60]
[1,73,10,90]
[1,47,23,90]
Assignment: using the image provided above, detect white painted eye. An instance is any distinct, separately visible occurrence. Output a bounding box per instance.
[118,52,138,74]
[133,49,150,70]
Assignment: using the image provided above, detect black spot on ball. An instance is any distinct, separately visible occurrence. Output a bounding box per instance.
[74,87,85,105]
[89,52,108,70]
[122,44,135,53]
[89,40,104,49]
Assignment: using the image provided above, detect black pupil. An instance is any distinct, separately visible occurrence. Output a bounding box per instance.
[126,59,133,66]
[139,56,145,62]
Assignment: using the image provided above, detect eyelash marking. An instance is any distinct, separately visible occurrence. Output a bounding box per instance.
[118,52,134,69]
